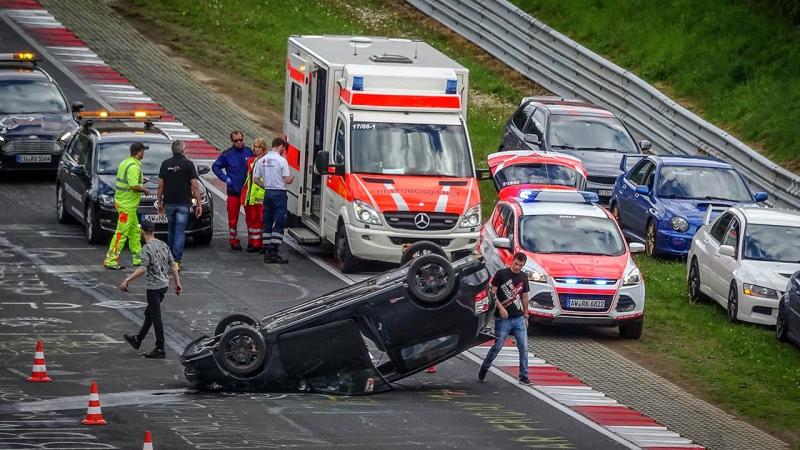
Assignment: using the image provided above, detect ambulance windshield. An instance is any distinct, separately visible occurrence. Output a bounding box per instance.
[350,122,472,177]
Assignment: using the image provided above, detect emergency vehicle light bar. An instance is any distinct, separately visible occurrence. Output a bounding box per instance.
[520,190,599,204]
[78,110,163,121]
[0,52,37,63]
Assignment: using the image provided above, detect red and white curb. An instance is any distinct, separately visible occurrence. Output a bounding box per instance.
[3,1,705,448]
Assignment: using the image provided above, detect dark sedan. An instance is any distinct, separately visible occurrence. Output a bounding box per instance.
[181,253,494,394]
[777,269,800,348]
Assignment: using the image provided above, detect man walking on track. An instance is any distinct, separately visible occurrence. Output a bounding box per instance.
[120,221,182,359]
[241,137,267,253]
[157,140,202,270]
[212,130,253,250]
[478,252,531,385]
[104,142,149,270]
[254,138,293,264]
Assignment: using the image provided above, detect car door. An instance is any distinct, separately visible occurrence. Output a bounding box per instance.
[482,204,509,273]
[62,135,90,219]
[630,162,657,238]
[708,214,740,299]
[617,160,653,236]
[697,212,734,302]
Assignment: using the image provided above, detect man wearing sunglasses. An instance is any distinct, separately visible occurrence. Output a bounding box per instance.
[212,130,253,250]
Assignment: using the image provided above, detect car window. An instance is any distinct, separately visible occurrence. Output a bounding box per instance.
[502,207,515,243]
[548,114,638,153]
[628,160,653,185]
[334,118,346,165]
[494,163,582,189]
[519,215,626,256]
[710,212,734,243]
[66,135,84,162]
[643,165,656,189]
[722,218,740,251]
[96,141,172,175]
[492,205,508,236]
[523,108,545,136]
[742,224,800,263]
[511,104,528,130]
[73,135,91,167]
[0,79,68,114]
[656,166,752,201]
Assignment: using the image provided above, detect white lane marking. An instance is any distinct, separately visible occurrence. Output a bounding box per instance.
[39,265,103,273]
[5,389,186,413]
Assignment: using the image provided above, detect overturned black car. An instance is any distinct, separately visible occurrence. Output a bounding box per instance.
[181,254,494,395]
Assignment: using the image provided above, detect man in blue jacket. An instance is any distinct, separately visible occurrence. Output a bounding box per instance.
[212,130,253,250]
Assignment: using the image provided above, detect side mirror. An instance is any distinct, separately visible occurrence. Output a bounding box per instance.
[197,164,210,175]
[718,245,736,258]
[635,185,650,195]
[639,140,652,153]
[523,134,541,147]
[314,151,330,175]
[492,237,512,250]
[71,101,84,113]
[753,192,768,203]
[476,168,493,181]
[629,242,645,253]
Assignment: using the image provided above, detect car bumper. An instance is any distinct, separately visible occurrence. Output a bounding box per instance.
[98,204,214,235]
[0,152,62,171]
[738,294,779,325]
[656,229,695,256]
[526,281,645,326]
[585,182,614,205]
[345,222,479,263]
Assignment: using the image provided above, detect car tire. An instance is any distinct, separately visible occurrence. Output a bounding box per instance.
[687,258,705,303]
[215,325,267,376]
[85,203,104,245]
[406,254,456,304]
[400,241,448,266]
[645,220,658,257]
[727,283,739,324]
[776,300,788,342]
[214,313,259,336]
[56,184,74,224]
[619,317,644,339]
[335,222,359,274]
[193,228,213,246]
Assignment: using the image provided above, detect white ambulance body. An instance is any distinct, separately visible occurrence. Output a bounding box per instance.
[283,35,481,272]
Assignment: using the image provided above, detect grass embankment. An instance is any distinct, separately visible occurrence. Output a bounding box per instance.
[124,0,800,442]
[511,0,800,171]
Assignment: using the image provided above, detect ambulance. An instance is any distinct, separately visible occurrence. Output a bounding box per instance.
[282,36,483,272]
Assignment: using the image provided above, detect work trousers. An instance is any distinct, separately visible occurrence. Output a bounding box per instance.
[226,194,242,246]
[136,287,168,350]
[244,204,264,250]
[104,205,141,267]
[480,316,529,379]
[165,204,191,263]
[262,190,288,256]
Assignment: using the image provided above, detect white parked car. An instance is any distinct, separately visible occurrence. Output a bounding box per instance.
[687,206,800,325]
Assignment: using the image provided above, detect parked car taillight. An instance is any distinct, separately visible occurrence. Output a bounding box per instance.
[474,289,491,314]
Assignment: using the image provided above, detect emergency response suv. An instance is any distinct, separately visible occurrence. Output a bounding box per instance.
[281,36,482,272]
[0,52,82,172]
[479,190,647,338]
[56,111,213,244]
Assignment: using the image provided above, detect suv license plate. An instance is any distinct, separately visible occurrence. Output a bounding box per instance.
[143,214,168,224]
[598,189,613,197]
[568,299,606,309]
[16,154,51,163]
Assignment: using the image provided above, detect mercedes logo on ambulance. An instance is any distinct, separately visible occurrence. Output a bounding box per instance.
[414,213,431,230]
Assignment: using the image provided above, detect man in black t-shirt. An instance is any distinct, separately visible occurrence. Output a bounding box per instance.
[479,252,531,385]
[157,140,202,269]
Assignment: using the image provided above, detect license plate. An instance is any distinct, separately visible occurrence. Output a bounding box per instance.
[598,189,613,197]
[568,299,606,309]
[16,154,51,163]
[143,214,167,224]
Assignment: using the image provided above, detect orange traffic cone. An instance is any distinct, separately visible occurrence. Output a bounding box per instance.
[142,430,154,450]
[28,339,52,382]
[81,382,107,425]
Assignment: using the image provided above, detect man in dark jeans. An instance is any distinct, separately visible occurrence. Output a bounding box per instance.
[478,252,531,385]
[157,140,202,270]
[120,221,182,359]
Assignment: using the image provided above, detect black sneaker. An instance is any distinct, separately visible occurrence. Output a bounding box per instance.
[143,348,166,359]
[478,366,488,382]
[519,376,532,386]
[123,334,141,350]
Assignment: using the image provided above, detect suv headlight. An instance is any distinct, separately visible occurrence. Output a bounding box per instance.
[353,199,381,225]
[622,268,642,286]
[743,283,778,298]
[671,216,689,232]
[526,269,547,283]
[460,204,481,228]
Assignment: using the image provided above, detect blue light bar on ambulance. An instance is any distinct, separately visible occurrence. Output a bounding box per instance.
[446,79,457,94]
[519,190,599,204]
[352,76,364,91]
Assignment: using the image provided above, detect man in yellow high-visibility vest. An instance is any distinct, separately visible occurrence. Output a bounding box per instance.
[104,142,150,270]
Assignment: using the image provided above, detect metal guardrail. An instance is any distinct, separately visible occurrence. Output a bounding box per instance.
[406,0,800,209]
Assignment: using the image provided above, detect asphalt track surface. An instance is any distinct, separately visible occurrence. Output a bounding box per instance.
[0,13,628,450]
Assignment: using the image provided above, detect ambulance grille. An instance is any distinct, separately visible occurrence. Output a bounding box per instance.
[383,211,459,231]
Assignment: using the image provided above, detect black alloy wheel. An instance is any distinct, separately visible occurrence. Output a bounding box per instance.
[56,184,73,224]
[400,240,448,266]
[727,283,739,324]
[406,254,456,304]
[688,259,703,303]
[216,325,267,376]
[335,223,358,273]
[85,203,103,245]
[776,301,788,342]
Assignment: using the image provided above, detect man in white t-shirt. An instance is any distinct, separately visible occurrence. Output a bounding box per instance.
[253,138,294,263]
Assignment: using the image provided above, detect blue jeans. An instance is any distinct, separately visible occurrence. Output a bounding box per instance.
[262,190,288,254]
[165,204,190,262]
[480,316,529,379]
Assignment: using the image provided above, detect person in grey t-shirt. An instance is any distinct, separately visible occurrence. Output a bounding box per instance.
[119,221,182,359]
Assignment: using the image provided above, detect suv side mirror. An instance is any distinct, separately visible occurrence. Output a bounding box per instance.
[197,164,211,175]
[523,134,541,147]
[753,192,768,203]
[71,101,84,113]
[718,245,736,258]
[492,237,512,250]
[639,140,652,153]
[476,168,493,181]
[629,242,645,253]
[635,185,650,195]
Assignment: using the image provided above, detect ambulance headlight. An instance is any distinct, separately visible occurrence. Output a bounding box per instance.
[353,199,381,225]
[460,205,481,228]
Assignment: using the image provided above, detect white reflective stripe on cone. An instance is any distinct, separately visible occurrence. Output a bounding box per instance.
[86,407,102,414]
[35,352,45,358]
[89,393,100,401]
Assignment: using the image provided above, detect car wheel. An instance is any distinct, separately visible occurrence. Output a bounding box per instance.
[727,283,739,324]
[85,203,104,245]
[193,228,213,246]
[56,184,74,224]
[215,325,266,376]
[688,258,705,303]
[335,222,359,274]
[645,220,658,257]
[619,318,644,339]
[406,254,456,304]
[776,300,788,342]
[214,313,258,336]
[400,241,448,266]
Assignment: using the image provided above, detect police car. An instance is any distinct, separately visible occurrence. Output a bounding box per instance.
[56,111,214,244]
[0,52,82,172]
[479,190,647,338]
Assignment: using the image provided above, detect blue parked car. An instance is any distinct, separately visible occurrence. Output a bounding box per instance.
[610,155,768,257]
[777,269,800,348]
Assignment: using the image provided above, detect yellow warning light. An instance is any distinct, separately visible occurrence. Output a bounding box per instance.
[78,110,162,121]
[99,111,109,118]
[134,111,147,118]
[15,52,35,61]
